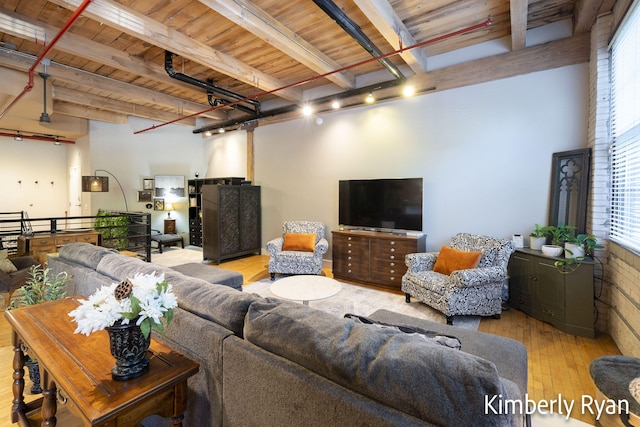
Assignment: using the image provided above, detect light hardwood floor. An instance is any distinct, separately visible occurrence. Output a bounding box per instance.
[1,254,620,425]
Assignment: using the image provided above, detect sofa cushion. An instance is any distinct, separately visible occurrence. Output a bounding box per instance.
[344,313,462,350]
[96,253,166,281]
[0,249,17,273]
[433,246,482,275]
[97,253,260,336]
[172,279,261,337]
[58,243,117,270]
[244,300,513,426]
[170,262,243,290]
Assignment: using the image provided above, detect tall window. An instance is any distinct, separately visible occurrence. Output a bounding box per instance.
[610,1,640,252]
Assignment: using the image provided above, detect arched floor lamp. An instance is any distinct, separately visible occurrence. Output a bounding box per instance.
[81,169,129,212]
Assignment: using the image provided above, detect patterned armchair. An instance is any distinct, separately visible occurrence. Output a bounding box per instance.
[266,221,329,280]
[402,233,515,324]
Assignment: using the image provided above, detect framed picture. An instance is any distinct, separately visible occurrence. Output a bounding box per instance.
[137,190,153,202]
[154,198,165,211]
[142,178,154,190]
[154,175,185,197]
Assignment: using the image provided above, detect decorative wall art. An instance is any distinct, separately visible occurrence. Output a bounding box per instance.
[154,198,165,211]
[142,178,154,190]
[137,190,153,202]
[154,176,185,198]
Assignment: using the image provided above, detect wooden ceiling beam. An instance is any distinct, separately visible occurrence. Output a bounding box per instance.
[353,0,428,73]
[199,0,355,89]
[0,9,224,121]
[48,0,303,102]
[573,0,604,33]
[0,49,228,122]
[53,100,128,124]
[408,33,590,94]
[52,85,196,126]
[510,0,529,50]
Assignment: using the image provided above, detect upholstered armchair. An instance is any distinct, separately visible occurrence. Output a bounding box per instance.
[0,254,39,307]
[402,233,515,324]
[266,221,329,280]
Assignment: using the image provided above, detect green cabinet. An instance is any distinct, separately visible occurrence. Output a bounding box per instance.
[508,248,594,338]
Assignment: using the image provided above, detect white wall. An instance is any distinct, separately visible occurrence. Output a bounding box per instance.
[87,116,204,236]
[0,136,69,219]
[205,64,589,252]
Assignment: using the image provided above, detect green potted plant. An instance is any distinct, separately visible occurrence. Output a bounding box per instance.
[9,264,70,393]
[548,224,576,246]
[529,224,551,250]
[555,233,603,272]
[564,233,601,259]
[95,210,130,250]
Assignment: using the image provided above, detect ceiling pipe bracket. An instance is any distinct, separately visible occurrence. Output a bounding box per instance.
[164,51,260,116]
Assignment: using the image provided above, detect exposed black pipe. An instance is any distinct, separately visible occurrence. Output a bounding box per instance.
[312,0,405,82]
[192,78,421,134]
[164,51,260,115]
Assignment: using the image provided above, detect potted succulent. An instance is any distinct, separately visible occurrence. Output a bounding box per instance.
[529,224,551,250]
[9,264,69,393]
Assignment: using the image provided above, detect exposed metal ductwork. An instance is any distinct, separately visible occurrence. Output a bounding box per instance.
[164,51,260,116]
[312,0,405,82]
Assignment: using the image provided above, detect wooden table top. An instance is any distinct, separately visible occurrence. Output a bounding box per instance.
[5,297,199,426]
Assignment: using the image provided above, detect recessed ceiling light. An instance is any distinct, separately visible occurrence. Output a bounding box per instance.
[204,131,212,137]
[365,93,375,104]
[302,105,313,116]
[331,100,341,109]
[219,128,225,133]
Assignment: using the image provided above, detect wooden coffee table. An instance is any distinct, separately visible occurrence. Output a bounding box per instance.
[5,297,199,426]
[270,275,341,305]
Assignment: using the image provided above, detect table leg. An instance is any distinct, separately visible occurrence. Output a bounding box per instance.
[40,369,57,427]
[170,413,184,426]
[11,332,26,423]
[170,380,189,426]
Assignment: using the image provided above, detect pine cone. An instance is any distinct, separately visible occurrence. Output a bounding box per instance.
[114,279,133,300]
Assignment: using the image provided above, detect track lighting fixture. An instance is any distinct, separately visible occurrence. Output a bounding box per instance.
[365,93,375,104]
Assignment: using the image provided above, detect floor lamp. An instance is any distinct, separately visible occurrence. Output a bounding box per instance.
[81,169,129,212]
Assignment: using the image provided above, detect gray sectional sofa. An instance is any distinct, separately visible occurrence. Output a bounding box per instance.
[47,243,529,427]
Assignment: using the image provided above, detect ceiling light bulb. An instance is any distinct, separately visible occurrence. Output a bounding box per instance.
[204,131,212,136]
[219,128,225,133]
[331,100,341,109]
[302,105,313,116]
[403,85,415,97]
[365,93,375,104]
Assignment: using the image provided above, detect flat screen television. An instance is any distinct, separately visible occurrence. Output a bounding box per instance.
[339,178,423,232]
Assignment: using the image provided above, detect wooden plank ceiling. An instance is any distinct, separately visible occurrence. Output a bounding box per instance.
[0,0,615,139]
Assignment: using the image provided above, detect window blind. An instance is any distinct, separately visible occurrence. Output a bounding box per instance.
[610,1,640,252]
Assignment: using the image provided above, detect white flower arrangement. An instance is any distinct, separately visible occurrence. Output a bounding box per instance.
[68,272,178,339]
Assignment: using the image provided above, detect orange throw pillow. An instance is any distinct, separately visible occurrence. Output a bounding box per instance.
[433,246,483,275]
[282,232,316,252]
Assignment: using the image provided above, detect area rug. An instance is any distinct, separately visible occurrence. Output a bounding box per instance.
[151,246,204,267]
[244,279,480,330]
